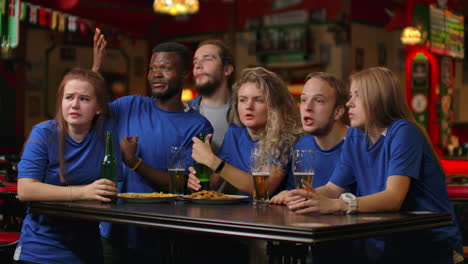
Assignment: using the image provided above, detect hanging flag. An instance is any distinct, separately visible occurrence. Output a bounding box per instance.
[7,0,19,47]
[51,10,57,30]
[29,4,37,24]
[0,0,7,37]
[78,18,88,35]
[68,15,77,32]
[38,7,47,26]
[58,12,65,32]
[20,1,26,21]
[1,0,6,15]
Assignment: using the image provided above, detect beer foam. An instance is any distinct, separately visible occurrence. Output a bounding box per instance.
[168,168,185,172]
[252,172,270,176]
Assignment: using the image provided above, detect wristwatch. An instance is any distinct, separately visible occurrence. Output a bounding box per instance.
[339,192,358,214]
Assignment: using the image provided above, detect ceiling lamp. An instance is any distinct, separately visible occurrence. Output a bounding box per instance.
[153,0,199,16]
[400,26,422,45]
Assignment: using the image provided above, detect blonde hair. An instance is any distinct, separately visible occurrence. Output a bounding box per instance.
[350,67,443,173]
[230,67,303,165]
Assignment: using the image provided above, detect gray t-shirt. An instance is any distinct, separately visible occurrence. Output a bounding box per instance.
[199,102,230,154]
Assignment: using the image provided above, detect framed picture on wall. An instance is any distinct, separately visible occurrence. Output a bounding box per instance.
[320,44,331,67]
[60,47,76,61]
[355,48,364,71]
[377,43,387,66]
[28,95,40,118]
[45,45,129,118]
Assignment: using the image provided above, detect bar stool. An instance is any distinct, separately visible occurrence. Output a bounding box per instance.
[446,175,468,260]
[267,241,309,263]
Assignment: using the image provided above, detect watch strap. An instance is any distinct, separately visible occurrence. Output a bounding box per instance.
[340,192,358,214]
[215,159,225,174]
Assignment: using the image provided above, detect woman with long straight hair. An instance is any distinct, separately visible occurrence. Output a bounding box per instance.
[15,68,117,264]
[286,67,463,264]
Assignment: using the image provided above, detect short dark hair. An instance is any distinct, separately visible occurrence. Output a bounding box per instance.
[152,42,190,73]
[198,39,235,87]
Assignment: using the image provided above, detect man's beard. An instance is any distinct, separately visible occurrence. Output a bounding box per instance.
[195,73,222,97]
[152,80,182,101]
[308,113,335,137]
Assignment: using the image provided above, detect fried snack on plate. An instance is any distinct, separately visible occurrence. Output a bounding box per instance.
[118,192,175,198]
[186,190,236,199]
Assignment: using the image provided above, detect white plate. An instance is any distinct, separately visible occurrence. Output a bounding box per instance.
[183,194,249,204]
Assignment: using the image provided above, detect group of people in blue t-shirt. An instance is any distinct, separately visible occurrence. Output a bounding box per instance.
[13,27,463,264]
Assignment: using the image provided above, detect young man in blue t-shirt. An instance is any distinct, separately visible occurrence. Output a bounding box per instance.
[270,72,350,204]
[94,30,213,263]
[269,72,365,264]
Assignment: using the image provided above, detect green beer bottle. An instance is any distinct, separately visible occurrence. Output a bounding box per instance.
[101,131,118,203]
[194,132,210,190]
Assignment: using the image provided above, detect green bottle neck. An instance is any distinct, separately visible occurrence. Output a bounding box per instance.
[104,132,115,159]
[197,132,205,141]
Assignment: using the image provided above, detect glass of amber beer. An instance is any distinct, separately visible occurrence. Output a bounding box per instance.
[168,146,186,195]
[292,150,315,189]
[250,147,271,205]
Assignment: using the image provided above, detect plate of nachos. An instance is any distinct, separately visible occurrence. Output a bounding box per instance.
[118,192,179,203]
[183,190,249,204]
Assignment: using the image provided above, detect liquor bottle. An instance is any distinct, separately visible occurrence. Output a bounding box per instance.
[194,132,210,190]
[101,131,118,203]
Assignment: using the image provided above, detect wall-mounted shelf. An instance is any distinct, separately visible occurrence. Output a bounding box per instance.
[251,63,323,83]
[253,24,311,66]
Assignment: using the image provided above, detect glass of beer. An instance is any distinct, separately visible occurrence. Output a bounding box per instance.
[250,147,271,205]
[167,146,186,195]
[292,150,314,189]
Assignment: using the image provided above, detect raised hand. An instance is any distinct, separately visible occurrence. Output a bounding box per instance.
[92,28,107,72]
[120,135,139,167]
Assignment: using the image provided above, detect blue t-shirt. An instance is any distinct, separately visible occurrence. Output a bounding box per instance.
[286,134,346,190]
[330,119,462,262]
[288,133,367,263]
[100,95,213,251]
[16,120,107,264]
[218,124,289,200]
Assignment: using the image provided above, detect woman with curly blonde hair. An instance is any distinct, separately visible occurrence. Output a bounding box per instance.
[188,67,303,200]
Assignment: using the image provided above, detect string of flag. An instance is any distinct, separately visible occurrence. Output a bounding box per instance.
[0,0,98,49]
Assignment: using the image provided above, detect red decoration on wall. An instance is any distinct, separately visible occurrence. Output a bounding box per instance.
[57,0,79,10]
[405,45,442,155]
[38,7,47,26]
[78,18,88,35]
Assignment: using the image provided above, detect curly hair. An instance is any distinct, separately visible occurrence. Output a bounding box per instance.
[230,67,303,165]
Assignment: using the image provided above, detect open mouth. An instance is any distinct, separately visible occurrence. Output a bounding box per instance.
[244,114,254,120]
[303,117,314,126]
